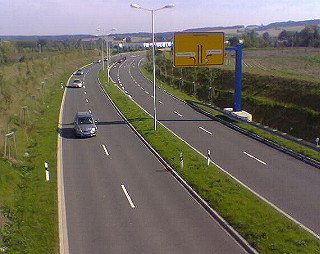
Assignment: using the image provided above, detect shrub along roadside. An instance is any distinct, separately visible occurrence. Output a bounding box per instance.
[0,53,95,253]
[99,69,320,253]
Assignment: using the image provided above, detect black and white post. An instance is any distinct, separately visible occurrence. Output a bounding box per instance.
[45,162,50,182]
[180,152,184,169]
[207,149,211,166]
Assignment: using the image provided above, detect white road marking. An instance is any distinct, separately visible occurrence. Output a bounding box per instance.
[84,91,87,95]
[101,144,110,156]
[174,111,183,117]
[243,151,267,165]
[199,126,213,135]
[121,185,136,208]
[145,91,149,95]
[85,98,89,103]
[88,110,91,114]
[141,87,144,90]
[159,101,163,104]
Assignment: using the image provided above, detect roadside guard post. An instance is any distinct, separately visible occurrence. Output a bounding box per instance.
[180,152,184,169]
[45,162,50,181]
[207,149,211,166]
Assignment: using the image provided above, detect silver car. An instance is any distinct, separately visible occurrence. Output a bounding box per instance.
[73,112,97,137]
[71,79,83,88]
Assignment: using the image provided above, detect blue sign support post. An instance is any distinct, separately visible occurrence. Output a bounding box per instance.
[225,43,243,112]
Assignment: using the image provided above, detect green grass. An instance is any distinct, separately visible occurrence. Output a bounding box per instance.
[100,68,320,253]
[0,51,96,253]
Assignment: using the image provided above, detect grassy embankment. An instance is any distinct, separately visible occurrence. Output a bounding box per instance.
[0,50,96,253]
[99,68,320,254]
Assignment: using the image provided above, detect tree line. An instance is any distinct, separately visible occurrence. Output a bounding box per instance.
[0,36,99,64]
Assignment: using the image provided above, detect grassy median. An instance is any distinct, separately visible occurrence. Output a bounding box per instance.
[100,68,320,254]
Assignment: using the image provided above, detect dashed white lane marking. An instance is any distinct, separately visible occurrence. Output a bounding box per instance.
[145,91,149,95]
[84,91,87,95]
[199,126,213,135]
[243,152,267,165]
[101,144,110,156]
[85,98,89,103]
[88,110,91,114]
[121,185,136,208]
[174,111,183,117]
[159,101,163,104]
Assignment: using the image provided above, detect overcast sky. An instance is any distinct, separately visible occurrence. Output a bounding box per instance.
[1,0,319,36]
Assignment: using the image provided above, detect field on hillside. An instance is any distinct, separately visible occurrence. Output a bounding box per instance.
[224,49,320,82]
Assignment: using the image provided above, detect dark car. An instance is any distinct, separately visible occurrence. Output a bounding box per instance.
[74,69,84,75]
[73,112,97,137]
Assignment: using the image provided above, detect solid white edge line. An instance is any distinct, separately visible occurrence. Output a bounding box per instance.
[102,144,110,156]
[243,151,267,165]
[58,74,72,254]
[58,62,92,254]
[199,126,213,135]
[121,185,136,208]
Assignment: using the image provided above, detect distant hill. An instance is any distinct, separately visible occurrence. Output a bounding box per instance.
[183,19,320,38]
[183,25,244,32]
[259,19,320,29]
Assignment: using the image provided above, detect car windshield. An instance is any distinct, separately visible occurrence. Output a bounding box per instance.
[78,117,93,124]
[73,79,81,83]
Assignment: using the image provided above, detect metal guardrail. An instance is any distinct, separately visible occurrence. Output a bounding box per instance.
[185,100,320,169]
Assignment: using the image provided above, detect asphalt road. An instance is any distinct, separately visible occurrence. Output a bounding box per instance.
[109,52,320,237]
[60,62,248,253]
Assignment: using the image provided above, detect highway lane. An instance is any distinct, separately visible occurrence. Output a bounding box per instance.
[60,62,248,253]
[110,53,320,237]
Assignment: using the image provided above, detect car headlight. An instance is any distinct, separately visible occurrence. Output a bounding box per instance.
[91,127,96,132]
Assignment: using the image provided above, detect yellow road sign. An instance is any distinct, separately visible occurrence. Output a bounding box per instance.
[174,32,224,67]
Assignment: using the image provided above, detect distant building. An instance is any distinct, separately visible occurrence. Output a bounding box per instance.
[143,42,173,48]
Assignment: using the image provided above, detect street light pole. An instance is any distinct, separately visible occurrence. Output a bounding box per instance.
[107,28,116,85]
[130,3,174,131]
[151,9,157,130]
[96,28,104,70]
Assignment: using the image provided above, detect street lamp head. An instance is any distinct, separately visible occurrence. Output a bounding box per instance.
[130,3,141,9]
[163,4,175,9]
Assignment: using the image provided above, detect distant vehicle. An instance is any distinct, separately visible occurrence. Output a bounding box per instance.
[97,59,102,63]
[73,112,97,137]
[74,69,84,75]
[117,56,127,63]
[71,79,83,88]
